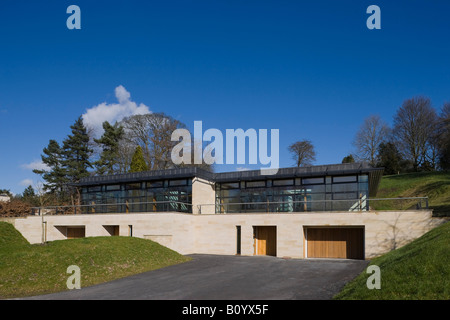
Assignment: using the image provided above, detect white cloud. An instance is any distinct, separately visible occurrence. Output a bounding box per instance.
[82,85,151,137]
[19,179,34,187]
[21,160,50,172]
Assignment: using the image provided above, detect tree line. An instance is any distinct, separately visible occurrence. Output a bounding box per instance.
[288,96,450,174]
[352,96,449,174]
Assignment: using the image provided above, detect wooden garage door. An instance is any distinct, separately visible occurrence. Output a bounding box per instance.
[254,226,277,256]
[306,227,364,260]
[67,227,85,239]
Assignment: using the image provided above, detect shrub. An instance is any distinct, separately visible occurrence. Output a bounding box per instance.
[0,199,32,217]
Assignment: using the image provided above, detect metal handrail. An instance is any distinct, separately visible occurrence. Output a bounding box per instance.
[30,196,429,215]
[31,200,193,216]
[197,197,429,214]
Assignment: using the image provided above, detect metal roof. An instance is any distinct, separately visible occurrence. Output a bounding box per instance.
[77,167,213,186]
[214,162,382,181]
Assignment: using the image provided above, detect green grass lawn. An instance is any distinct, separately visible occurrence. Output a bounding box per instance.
[335,172,450,299]
[334,221,449,300]
[373,171,450,216]
[0,222,191,299]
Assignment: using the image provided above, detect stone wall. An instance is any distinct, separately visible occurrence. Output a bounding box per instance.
[11,210,443,259]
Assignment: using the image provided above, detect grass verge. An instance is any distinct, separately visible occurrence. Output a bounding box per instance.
[0,222,191,299]
[334,221,449,300]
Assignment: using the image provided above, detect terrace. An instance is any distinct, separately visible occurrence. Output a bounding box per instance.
[29,163,431,215]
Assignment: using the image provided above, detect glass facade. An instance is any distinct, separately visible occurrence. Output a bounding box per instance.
[77,167,375,214]
[215,174,369,213]
[80,179,192,213]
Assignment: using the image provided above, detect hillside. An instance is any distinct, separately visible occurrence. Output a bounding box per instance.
[335,172,450,299]
[334,220,449,299]
[0,222,191,299]
[374,171,450,217]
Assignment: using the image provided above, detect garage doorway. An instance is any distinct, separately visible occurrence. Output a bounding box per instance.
[304,227,364,260]
[67,227,86,239]
[253,226,277,256]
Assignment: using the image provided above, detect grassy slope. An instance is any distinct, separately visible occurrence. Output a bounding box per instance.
[375,171,450,216]
[335,172,450,300]
[334,221,449,300]
[0,222,191,299]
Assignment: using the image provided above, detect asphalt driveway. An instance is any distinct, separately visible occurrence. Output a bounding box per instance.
[24,254,368,300]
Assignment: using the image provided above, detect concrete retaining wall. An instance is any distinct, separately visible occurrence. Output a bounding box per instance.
[10,210,443,259]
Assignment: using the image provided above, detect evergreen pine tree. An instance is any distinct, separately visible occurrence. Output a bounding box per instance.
[62,116,93,205]
[94,121,124,175]
[376,142,403,175]
[33,139,68,197]
[62,116,93,183]
[129,146,148,172]
[22,185,38,206]
[342,154,355,163]
[22,185,35,198]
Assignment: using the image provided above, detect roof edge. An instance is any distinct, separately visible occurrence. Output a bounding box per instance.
[75,162,383,187]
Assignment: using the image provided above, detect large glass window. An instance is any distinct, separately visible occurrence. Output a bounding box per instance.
[169,179,188,186]
[272,179,294,186]
[106,184,120,191]
[146,181,163,188]
[80,179,192,213]
[333,175,357,183]
[87,186,102,193]
[332,183,358,193]
[220,182,239,189]
[246,181,266,188]
[215,173,370,213]
[302,177,324,185]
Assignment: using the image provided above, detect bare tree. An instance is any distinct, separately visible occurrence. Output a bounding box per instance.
[119,113,213,171]
[147,113,183,169]
[120,113,185,170]
[353,114,390,166]
[120,114,153,166]
[116,138,136,174]
[393,96,438,171]
[437,102,450,170]
[288,140,316,167]
[34,181,51,207]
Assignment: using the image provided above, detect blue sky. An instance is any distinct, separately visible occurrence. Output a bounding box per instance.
[1,0,449,194]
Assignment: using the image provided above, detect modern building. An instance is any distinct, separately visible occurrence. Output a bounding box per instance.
[77,162,383,214]
[8,163,440,260]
